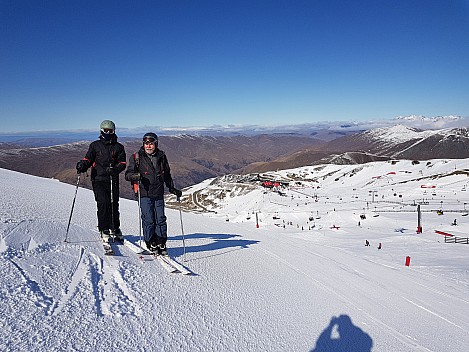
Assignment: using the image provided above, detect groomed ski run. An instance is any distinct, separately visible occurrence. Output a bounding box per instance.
[2,163,469,352]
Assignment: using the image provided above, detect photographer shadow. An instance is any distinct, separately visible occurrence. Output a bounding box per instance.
[311,315,373,352]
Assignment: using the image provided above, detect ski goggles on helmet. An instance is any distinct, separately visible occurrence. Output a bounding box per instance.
[143,137,156,145]
[101,128,114,134]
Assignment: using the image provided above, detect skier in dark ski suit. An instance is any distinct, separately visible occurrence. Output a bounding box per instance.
[125,132,182,255]
[76,120,126,241]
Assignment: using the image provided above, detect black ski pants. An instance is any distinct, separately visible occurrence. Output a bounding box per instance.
[92,178,120,231]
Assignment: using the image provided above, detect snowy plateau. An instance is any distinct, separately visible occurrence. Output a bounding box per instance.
[1,158,468,352]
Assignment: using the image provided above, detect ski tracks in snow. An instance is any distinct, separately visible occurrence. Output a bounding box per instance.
[49,246,87,316]
[82,253,143,317]
[47,245,144,318]
[88,252,143,318]
[4,256,54,313]
[2,241,143,319]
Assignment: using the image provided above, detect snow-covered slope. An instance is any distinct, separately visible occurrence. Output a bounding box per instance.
[1,164,469,351]
[323,124,469,161]
[364,125,438,144]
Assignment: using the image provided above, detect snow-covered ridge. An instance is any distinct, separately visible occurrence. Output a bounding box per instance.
[364,124,441,143]
[392,115,465,129]
[0,141,89,156]
[395,114,462,122]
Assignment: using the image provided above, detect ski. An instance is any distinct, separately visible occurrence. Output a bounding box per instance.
[123,238,147,254]
[122,239,191,275]
[102,240,114,255]
[155,255,179,273]
[158,255,192,275]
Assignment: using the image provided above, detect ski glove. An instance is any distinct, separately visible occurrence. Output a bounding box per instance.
[105,167,120,176]
[169,187,182,198]
[128,173,141,181]
[76,160,87,174]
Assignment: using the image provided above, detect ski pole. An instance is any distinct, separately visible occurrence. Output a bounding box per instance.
[177,195,186,261]
[65,173,81,243]
[110,171,115,238]
[137,181,144,251]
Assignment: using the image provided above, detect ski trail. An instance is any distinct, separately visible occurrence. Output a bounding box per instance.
[89,253,106,317]
[258,247,433,351]
[1,219,26,240]
[7,258,54,314]
[89,252,142,317]
[111,262,143,317]
[301,243,469,331]
[0,234,6,253]
[402,297,465,331]
[50,246,87,316]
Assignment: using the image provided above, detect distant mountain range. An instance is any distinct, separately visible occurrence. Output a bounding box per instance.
[239,125,469,172]
[0,135,323,200]
[1,120,468,200]
[0,115,466,147]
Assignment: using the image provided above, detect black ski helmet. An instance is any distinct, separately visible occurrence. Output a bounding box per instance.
[143,132,158,145]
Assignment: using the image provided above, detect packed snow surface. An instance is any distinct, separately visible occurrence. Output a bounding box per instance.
[1,160,469,351]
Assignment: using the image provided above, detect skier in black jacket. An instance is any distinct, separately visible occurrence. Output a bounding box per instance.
[125,132,182,255]
[76,120,126,241]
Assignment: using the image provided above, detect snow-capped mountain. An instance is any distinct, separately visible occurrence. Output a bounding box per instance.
[394,114,464,129]
[323,125,469,161]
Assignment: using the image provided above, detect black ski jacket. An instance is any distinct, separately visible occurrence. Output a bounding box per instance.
[80,135,126,182]
[125,147,175,199]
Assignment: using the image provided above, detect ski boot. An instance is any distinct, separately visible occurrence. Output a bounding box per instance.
[112,228,124,243]
[100,229,112,243]
[148,241,159,254]
[158,244,168,256]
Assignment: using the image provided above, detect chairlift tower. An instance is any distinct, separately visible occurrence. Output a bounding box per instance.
[369,190,377,203]
[417,204,422,233]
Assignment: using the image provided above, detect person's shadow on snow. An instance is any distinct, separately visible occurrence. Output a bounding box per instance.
[169,233,259,258]
[125,233,259,258]
[311,315,373,352]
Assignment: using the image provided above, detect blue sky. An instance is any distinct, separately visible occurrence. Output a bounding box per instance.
[1,0,469,133]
